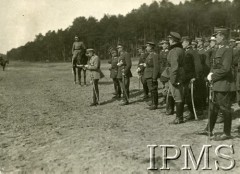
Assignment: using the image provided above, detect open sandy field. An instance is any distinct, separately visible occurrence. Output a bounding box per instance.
[0,60,240,174]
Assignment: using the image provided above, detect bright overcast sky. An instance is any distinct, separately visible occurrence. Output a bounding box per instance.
[0,0,184,54]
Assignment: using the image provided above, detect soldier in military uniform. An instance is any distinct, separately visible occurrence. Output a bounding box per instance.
[167,32,185,124]
[158,40,170,104]
[143,42,159,110]
[196,37,208,114]
[229,39,236,48]
[181,36,197,121]
[236,38,240,106]
[71,36,86,85]
[84,48,101,106]
[108,48,121,99]
[117,44,132,105]
[206,36,217,68]
[197,28,236,140]
[136,45,149,99]
[191,40,198,50]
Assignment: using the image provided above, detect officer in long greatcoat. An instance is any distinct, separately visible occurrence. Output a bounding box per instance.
[143,42,160,110]
[181,36,197,121]
[197,27,236,141]
[196,37,208,112]
[167,32,185,124]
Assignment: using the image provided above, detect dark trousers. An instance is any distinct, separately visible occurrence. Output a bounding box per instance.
[92,79,99,104]
[118,77,130,102]
[146,78,158,106]
[113,78,121,96]
[206,92,232,135]
[194,78,207,110]
[141,76,149,96]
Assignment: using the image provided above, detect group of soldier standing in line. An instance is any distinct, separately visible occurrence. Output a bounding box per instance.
[72,27,240,141]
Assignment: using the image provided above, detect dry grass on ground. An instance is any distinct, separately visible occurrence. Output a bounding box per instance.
[0,60,240,174]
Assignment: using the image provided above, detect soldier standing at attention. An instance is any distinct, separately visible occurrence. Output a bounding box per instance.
[72,36,86,84]
[109,49,122,99]
[143,42,160,110]
[197,28,236,140]
[235,38,240,106]
[207,36,217,68]
[191,40,198,51]
[158,40,170,106]
[136,45,149,99]
[167,32,185,124]
[117,44,132,106]
[84,49,101,106]
[181,36,197,121]
[196,37,208,114]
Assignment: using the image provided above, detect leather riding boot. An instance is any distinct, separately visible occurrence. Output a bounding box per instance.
[148,92,157,110]
[169,102,184,124]
[223,110,232,136]
[166,96,174,115]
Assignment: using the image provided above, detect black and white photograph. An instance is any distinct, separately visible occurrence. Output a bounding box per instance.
[0,0,240,173]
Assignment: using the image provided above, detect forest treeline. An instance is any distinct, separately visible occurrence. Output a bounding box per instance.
[6,0,240,62]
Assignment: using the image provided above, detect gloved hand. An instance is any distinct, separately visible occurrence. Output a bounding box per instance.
[207,72,213,81]
[117,61,123,66]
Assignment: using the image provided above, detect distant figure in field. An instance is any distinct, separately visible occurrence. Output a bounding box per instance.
[71,36,87,85]
[0,56,9,71]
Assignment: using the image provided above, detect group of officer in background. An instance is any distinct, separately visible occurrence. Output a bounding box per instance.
[107,27,240,141]
[72,27,240,141]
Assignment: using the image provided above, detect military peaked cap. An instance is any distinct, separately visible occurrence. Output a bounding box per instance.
[168,32,181,41]
[146,42,156,47]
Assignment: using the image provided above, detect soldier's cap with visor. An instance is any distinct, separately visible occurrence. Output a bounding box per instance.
[229,38,236,42]
[195,37,204,42]
[191,40,198,45]
[168,32,181,41]
[213,27,229,36]
[116,43,124,49]
[181,36,191,42]
[236,38,240,44]
[146,42,156,47]
[210,36,216,41]
[86,48,94,53]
